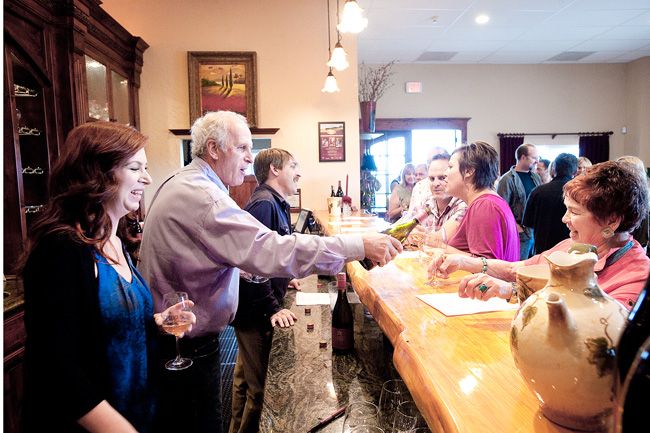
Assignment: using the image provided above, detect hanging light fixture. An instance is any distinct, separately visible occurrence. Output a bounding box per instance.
[322,68,340,92]
[327,0,349,71]
[337,0,368,34]
[322,0,340,93]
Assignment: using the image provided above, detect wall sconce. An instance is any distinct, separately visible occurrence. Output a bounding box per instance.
[337,0,368,34]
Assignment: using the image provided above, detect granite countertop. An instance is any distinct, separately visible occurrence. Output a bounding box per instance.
[3,276,24,315]
[259,275,412,433]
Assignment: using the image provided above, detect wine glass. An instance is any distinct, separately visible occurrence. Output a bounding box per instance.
[342,401,380,433]
[161,291,193,370]
[350,427,384,433]
[378,379,409,431]
[420,226,447,286]
[392,401,418,433]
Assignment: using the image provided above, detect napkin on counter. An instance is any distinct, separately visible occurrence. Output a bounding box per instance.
[416,293,519,316]
[296,292,331,305]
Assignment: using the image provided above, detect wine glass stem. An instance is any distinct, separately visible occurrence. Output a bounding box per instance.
[174,336,183,362]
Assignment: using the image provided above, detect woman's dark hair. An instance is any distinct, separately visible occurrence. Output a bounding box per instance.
[452,141,499,190]
[22,122,147,266]
[564,160,649,233]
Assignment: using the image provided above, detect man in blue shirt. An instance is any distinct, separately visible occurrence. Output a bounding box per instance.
[229,148,302,433]
[497,143,542,260]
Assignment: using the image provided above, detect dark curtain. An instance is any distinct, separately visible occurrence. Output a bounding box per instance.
[498,135,524,174]
[579,134,610,164]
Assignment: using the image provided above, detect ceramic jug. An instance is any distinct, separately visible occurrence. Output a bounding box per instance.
[510,250,629,431]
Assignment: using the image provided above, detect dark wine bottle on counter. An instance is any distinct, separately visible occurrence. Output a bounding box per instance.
[360,209,429,270]
[616,278,649,383]
[336,181,344,197]
[330,185,335,197]
[332,272,353,353]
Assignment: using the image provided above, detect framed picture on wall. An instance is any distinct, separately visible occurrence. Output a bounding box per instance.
[318,121,345,162]
[188,51,258,126]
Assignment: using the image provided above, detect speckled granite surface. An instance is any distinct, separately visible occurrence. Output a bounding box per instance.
[259,275,400,433]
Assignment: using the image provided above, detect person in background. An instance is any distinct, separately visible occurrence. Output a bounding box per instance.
[523,153,578,254]
[139,111,401,433]
[408,147,448,213]
[408,153,467,242]
[443,141,519,260]
[497,143,542,260]
[387,163,417,222]
[536,158,552,184]
[229,148,301,433]
[617,155,649,251]
[577,156,592,175]
[434,161,650,310]
[21,122,194,433]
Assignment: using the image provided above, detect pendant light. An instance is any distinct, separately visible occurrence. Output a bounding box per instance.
[337,0,368,34]
[322,0,340,93]
[327,0,349,71]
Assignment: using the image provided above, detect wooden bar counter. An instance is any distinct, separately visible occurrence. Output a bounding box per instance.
[314,210,573,433]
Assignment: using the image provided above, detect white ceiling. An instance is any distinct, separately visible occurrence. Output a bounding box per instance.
[356,0,650,64]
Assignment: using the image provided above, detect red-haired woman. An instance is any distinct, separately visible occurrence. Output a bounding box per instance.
[21,122,194,433]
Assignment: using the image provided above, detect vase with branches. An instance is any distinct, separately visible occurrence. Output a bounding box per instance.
[358,61,396,133]
[358,61,396,103]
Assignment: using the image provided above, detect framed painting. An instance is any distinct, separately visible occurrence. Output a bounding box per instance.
[188,51,258,126]
[318,121,345,162]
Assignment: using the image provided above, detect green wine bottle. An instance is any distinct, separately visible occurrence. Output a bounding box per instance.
[360,209,429,270]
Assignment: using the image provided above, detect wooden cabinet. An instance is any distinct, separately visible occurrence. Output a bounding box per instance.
[3,0,148,275]
[3,2,147,431]
[229,174,259,208]
[3,308,25,433]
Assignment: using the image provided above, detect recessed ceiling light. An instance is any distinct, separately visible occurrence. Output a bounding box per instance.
[475,14,490,25]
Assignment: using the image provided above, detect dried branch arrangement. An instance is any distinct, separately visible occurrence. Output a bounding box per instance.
[358,60,396,102]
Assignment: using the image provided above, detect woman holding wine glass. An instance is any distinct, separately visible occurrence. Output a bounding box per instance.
[21,122,195,433]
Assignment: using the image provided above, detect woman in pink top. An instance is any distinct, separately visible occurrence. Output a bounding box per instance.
[444,141,519,261]
[434,161,650,310]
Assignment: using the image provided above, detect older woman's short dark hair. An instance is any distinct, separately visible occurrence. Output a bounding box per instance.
[564,161,649,233]
[452,141,499,190]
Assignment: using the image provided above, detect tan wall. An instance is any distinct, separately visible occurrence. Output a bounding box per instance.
[376,62,648,163]
[624,57,650,163]
[102,0,361,211]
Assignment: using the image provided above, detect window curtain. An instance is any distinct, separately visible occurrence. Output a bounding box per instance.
[579,134,609,164]
[498,135,524,175]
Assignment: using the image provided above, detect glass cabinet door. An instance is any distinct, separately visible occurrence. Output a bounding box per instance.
[111,70,130,125]
[85,55,109,121]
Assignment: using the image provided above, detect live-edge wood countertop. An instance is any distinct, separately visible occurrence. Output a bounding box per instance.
[314,210,575,433]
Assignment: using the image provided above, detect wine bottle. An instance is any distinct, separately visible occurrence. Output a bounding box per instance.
[331,272,354,353]
[336,181,344,197]
[616,276,649,384]
[330,185,335,197]
[359,209,429,270]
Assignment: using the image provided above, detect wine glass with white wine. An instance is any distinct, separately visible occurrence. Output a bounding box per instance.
[420,226,447,286]
[161,291,194,371]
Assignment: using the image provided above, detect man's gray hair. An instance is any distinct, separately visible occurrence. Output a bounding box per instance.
[190,111,248,159]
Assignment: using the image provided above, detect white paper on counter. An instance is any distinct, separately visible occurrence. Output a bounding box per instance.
[296,292,331,305]
[416,293,519,316]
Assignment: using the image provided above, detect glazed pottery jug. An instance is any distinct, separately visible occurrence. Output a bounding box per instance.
[511,250,629,431]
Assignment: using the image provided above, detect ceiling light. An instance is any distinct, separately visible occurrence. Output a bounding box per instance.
[337,0,368,34]
[475,14,490,25]
[328,41,350,71]
[322,69,340,93]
